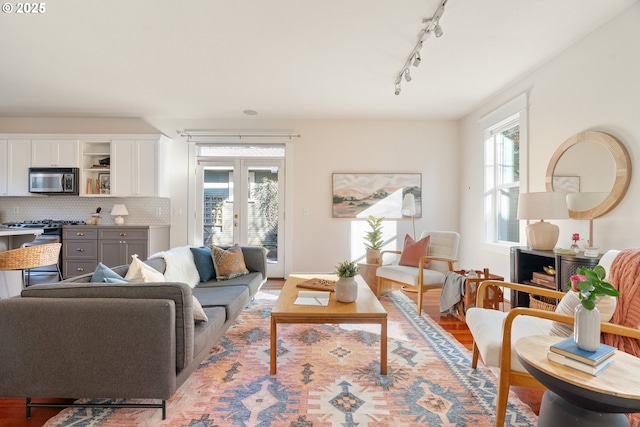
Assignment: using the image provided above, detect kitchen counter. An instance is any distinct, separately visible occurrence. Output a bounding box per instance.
[0,227,44,250]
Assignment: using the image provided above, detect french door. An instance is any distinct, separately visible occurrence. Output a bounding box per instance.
[196,158,285,278]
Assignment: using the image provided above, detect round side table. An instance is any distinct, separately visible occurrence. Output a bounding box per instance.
[516,335,640,427]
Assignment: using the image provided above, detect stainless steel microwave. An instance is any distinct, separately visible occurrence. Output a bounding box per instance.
[28,167,79,195]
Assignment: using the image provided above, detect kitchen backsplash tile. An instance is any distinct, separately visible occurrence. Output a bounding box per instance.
[0,197,170,225]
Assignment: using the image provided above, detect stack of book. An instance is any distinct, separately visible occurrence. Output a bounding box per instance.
[547,337,617,376]
[530,271,556,288]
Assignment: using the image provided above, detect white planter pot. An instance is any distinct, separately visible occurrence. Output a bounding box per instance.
[335,276,358,303]
[574,304,601,352]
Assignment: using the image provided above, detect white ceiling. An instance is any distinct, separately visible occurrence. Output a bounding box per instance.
[0,0,636,122]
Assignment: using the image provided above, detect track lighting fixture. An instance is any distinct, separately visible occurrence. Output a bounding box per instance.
[393,0,448,95]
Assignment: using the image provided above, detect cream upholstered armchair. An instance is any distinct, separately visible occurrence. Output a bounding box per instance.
[465,249,640,427]
[376,230,459,315]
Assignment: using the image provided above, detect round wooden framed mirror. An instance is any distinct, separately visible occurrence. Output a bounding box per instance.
[545,131,631,219]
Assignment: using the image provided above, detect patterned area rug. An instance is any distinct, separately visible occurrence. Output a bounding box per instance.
[45,290,537,426]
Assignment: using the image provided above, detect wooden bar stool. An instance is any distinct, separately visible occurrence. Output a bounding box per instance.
[0,243,62,287]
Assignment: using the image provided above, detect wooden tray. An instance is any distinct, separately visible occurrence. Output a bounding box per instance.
[295,277,336,292]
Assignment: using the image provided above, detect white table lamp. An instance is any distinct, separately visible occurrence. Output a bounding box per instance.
[517,192,569,250]
[110,204,129,225]
[401,193,417,240]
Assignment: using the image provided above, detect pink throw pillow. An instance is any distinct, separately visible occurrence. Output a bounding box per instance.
[398,234,430,268]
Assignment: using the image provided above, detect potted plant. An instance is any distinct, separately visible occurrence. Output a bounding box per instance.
[363,215,384,264]
[335,260,359,303]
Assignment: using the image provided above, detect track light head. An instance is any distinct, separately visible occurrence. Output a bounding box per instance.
[394,82,401,96]
[404,68,412,82]
[413,52,421,67]
[434,23,443,37]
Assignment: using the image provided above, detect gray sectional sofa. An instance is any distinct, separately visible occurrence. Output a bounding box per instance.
[0,245,267,419]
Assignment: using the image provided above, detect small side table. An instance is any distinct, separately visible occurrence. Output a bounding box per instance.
[357,262,380,294]
[516,335,640,427]
[454,268,504,321]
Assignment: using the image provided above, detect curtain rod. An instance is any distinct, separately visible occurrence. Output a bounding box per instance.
[178,130,301,141]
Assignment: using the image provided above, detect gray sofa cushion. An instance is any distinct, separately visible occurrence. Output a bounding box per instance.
[192,285,250,323]
[196,272,264,297]
[21,281,194,372]
[193,306,226,362]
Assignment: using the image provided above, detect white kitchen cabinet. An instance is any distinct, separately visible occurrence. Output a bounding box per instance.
[0,140,6,195]
[31,139,79,167]
[0,140,32,196]
[111,137,168,197]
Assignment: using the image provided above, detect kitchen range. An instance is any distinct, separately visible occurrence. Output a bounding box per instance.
[4,219,87,241]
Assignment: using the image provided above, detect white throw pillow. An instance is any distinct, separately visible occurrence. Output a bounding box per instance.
[125,254,166,283]
[192,296,208,323]
[149,245,200,288]
[549,291,617,337]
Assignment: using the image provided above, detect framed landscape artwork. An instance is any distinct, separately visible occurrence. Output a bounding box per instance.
[332,173,422,218]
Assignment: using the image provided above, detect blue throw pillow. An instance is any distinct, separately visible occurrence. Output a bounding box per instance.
[189,246,216,282]
[91,262,125,282]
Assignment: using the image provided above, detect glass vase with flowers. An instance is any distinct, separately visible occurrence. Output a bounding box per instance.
[570,233,580,254]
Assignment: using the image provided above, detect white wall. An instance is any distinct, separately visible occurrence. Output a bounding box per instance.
[149,118,460,274]
[458,2,640,279]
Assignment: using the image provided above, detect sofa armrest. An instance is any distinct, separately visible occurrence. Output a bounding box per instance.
[0,297,177,400]
[240,246,268,279]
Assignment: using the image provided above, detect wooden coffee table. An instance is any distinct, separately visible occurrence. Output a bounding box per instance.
[270,274,387,375]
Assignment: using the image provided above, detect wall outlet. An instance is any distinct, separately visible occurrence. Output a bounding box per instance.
[13,206,19,214]
[156,207,162,216]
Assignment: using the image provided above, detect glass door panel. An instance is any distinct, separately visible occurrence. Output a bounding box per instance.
[199,159,284,277]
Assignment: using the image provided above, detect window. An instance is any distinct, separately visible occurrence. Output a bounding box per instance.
[482,94,528,245]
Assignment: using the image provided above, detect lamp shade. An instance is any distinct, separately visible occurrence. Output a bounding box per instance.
[517,192,569,220]
[401,194,416,216]
[110,204,129,216]
[110,204,129,225]
[517,192,568,251]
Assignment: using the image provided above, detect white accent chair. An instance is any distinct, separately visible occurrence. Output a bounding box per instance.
[376,230,460,315]
[465,249,640,427]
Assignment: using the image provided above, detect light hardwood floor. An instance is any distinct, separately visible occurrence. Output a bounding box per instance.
[0,277,542,426]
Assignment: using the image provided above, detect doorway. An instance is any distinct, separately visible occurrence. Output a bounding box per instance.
[196,151,285,278]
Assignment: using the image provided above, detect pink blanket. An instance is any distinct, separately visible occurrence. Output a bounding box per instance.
[602,248,640,426]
